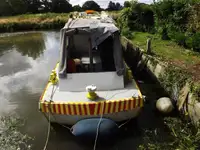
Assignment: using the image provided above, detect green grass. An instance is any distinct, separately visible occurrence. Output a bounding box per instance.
[131,32,200,66]
[0,13,69,32]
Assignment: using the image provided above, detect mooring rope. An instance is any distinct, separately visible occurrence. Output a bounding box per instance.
[43,84,59,150]
[43,112,51,150]
[118,119,132,128]
[93,101,105,150]
[93,89,134,150]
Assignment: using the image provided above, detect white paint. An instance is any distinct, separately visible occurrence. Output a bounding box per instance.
[43,79,140,102]
[59,72,124,92]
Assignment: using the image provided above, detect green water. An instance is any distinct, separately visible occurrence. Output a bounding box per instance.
[0,31,168,150]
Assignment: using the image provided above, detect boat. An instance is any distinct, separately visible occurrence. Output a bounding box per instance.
[39,12,144,126]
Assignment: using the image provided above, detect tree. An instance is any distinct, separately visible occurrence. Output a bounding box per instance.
[107,1,122,11]
[73,5,82,12]
[118,2,154,33]
[25,0,41,13]
[82,1,101,11]
[107,1,116,10]
[0,0,14,16]
[124,1,131,7]
[0,0,27,16]
[9,0,27,14]
[41,0,52,12]
[52,0,73,13]
[116,2,122,10]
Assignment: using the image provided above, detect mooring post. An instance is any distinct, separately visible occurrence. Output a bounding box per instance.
[147,38,152,54]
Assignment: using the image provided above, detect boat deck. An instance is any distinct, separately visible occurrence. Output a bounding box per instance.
[42,79,142,103]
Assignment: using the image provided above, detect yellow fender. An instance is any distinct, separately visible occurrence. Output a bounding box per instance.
[49,70,58,85]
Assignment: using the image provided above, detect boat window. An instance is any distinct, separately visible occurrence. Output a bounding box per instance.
[66,35,116,74]
[98,36,116,72]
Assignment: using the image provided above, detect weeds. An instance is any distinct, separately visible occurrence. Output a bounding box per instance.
[159,66,191,98]
[139,117,200,150]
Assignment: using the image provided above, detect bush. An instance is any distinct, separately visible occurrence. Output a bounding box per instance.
[173,32,186,46]
[185,36,193,49]
[121,27,133,39]
[117,2,154,34]
[192,32,200,52]
[161,27,170,40]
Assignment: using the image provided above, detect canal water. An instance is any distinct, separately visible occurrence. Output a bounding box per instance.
[0,31,168,150]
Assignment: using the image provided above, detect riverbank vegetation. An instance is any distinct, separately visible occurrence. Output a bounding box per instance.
[118,0,200,100]
[118,0,200,53]
[0,0,123,32]
[0,32,45,59]
[0,13,69,32]
[139,117,200,150]
[0,0,122,16]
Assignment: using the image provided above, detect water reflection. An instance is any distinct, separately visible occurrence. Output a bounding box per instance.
[0,31,60,116]
[0,32,45,59]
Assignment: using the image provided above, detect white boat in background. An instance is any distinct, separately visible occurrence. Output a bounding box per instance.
[39,11,144,126]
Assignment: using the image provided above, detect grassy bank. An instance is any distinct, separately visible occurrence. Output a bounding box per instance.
[127,32,200,102]
[0,13,69,32]
[131,32,200,82]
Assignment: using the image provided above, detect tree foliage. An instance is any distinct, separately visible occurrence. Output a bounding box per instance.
[73,5,82,12]
[124,1,131,8]
[28,0,42,13]
[118,1,154,34]
[153,0,200,51]
[51,0,72,13]
[119,0,200,52]
[107,1,122,11]
[0,0,13,16]
[82,1,101,11]
[0,0,83,16]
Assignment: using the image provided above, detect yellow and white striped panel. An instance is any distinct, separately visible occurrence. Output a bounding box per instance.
[39,96,144,115]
